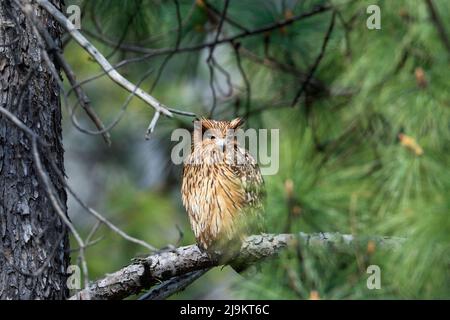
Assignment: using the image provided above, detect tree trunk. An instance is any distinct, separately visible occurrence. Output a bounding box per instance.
[0,0,69,299]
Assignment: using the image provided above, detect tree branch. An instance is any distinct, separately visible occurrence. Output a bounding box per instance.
[424,0,450,54]
[291,10,336,107]
[18,0,111,146]
[36,0,173,118]
[76,5,331,58]
[69,232,404,300]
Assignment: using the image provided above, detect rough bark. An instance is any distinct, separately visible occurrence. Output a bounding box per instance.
[71,232,404,300]
[0,0,68,299]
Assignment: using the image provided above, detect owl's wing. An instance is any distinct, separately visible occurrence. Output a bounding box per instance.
[232,148,266,235]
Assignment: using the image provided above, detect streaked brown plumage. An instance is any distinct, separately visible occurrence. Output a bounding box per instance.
[181,118,265,258]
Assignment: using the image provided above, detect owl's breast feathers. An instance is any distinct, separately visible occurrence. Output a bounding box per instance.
[182,146,265,253]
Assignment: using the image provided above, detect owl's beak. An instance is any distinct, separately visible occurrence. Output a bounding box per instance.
[216,138,226,152]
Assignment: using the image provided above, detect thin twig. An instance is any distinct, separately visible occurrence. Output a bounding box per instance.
[167,108,198,118]
[232,42,251,117]
[0,106,48,146]
[105,0,143,60]
[32,138,90,293]
[145,111,161,140]
[207,0,230,117]
[149,0,182,94]
[291,10,336,107]
[48,160,158,252]
[68,68,155,138]
[203,0,249,32]
[77,4,330,58]
[211,56,233,97]
[36,0,173,118]
[424,0,450,54]
[66,5,330,99]
[57,56,112,146]
[69,237,104,253]
[27,10,111,146]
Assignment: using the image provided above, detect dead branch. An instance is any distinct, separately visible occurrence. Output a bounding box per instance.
[291,10,336,107]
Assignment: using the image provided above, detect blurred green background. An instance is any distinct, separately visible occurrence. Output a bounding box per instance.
[62,0,449,299]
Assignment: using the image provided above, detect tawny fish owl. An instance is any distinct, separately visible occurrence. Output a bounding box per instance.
[181,118,265,259]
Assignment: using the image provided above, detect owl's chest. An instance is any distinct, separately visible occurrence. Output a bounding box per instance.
[183,164,239,197]
[182,164,245,215]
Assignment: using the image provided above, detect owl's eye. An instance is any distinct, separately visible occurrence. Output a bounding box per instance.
[210,136,216,140]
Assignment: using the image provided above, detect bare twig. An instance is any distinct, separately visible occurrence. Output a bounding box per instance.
[424,0,450,54]
[19,0,102,150]
[85,221,102,245]
[207,48,218,117]
[1,104,156,286]
[78,4,330,79]
[167,108,198,118]
[105,0,143,60]
[62,5,330,100]
[232,42,251,116]
[145,111,161,140]
[36,0,173,119]
[211,56,233,97]
[0,106,48,146]
[207,0,230,117]
[67,68,155,138]
[23,5,111,146]
[32,138,90,292]
[291,10,336,107]
[48,160,158,252]
[57,56,112,146]
[203,0,249,32]
[148,0,182,94]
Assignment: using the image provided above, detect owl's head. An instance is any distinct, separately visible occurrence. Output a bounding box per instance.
[193,117,244,152]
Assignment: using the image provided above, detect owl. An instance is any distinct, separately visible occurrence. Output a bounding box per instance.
[181,118,265,260]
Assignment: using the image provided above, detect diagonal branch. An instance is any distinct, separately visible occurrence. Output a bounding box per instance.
[291,10,336,107]
[207,0,230,117]
[18,1,111,146]
[32,138,90,292]
[424,0,450,54]
[69,232,405,300]
[36,0,173,118]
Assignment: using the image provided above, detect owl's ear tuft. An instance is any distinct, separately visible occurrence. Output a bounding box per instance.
[229,117,245,129]
[199,118,214,130]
